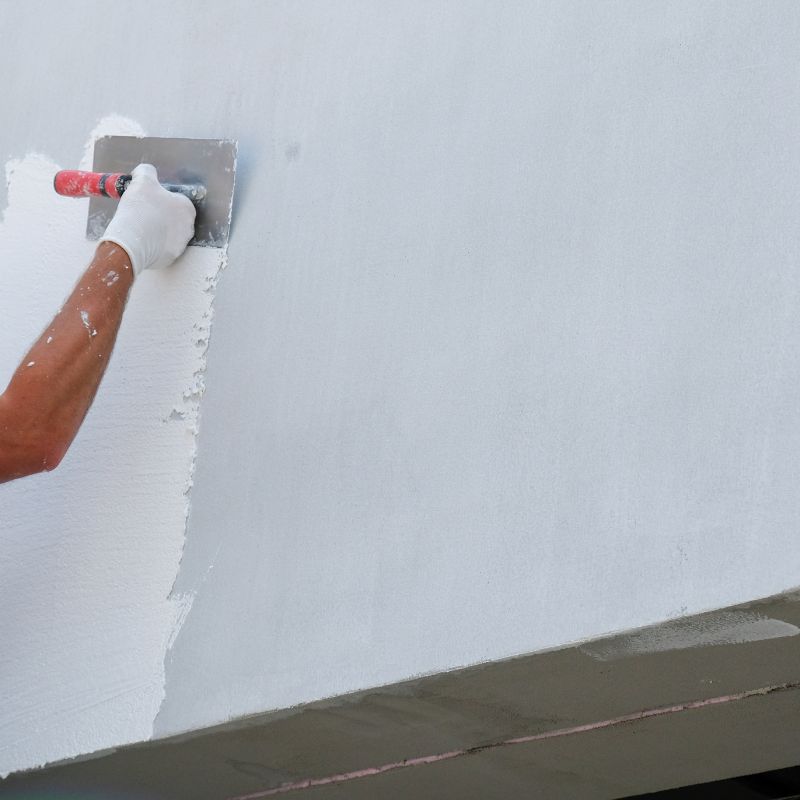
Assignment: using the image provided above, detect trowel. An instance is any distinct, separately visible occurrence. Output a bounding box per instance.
[53,136,237,247]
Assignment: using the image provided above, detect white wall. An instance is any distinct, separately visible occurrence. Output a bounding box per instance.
[0,119,225,775]
[2,0,800,776]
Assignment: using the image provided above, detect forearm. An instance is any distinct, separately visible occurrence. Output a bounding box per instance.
[0,242,134,480]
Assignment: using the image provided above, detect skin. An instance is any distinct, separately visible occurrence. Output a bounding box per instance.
[0,242,134,482]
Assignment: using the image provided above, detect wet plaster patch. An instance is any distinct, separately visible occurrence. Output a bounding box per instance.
[581,611,800,661]
[0,115,225,777]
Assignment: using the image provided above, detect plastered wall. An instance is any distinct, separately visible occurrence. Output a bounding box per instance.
[0,117,225,775]
[2,0,800,777]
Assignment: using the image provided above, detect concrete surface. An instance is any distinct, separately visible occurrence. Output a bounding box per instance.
[2,590,800,798]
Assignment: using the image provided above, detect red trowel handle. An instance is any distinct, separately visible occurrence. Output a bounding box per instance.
[53,170,130,199]
[53,170,207,202]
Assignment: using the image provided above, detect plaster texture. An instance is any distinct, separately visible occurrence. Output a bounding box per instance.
[1,0,800,777]
[0,118,225,775]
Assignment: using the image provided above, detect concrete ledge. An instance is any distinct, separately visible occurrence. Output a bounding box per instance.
[3,590,800,799]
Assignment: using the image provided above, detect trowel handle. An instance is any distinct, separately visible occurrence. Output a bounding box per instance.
[54,170,130,199]
[53,170,207,202]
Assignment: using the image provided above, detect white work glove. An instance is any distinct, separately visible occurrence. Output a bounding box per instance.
[100,163,196,276]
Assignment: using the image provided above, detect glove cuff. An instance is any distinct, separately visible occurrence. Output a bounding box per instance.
[99,234,142,277]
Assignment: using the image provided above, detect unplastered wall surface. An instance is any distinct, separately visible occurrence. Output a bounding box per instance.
[157,1,800,737]
[2,0,800,774]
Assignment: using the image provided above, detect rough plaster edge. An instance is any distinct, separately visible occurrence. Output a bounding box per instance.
[0,111,132,229]
[160,251,227,655]
[79,113,146,170]
[153,144,237,737]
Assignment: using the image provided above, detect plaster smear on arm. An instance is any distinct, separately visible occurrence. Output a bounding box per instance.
[0,116,224,777]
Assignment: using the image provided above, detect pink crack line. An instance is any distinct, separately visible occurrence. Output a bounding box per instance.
[226,681,798,799]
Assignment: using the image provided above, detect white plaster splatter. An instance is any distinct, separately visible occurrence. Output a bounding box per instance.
[79,114,145,170]
[581,611,800,661]
[0,114,227,777]
[25,361,35,367]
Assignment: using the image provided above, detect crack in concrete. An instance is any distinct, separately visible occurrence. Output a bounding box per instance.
[224,682,800,798]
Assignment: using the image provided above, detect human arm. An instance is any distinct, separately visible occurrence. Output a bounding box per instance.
[0,243,134,481]
[0,163,195,483]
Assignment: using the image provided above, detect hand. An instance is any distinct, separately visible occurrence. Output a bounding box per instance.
[100,164,196,276]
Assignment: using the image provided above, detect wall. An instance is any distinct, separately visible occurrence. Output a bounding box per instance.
[2,0,800,776]
[0,117,225,775]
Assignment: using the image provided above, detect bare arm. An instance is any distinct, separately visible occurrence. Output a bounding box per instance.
[0,163,194,484]
[0,243,134,482]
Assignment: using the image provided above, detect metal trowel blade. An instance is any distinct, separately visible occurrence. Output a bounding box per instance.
[87,135,237,247]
